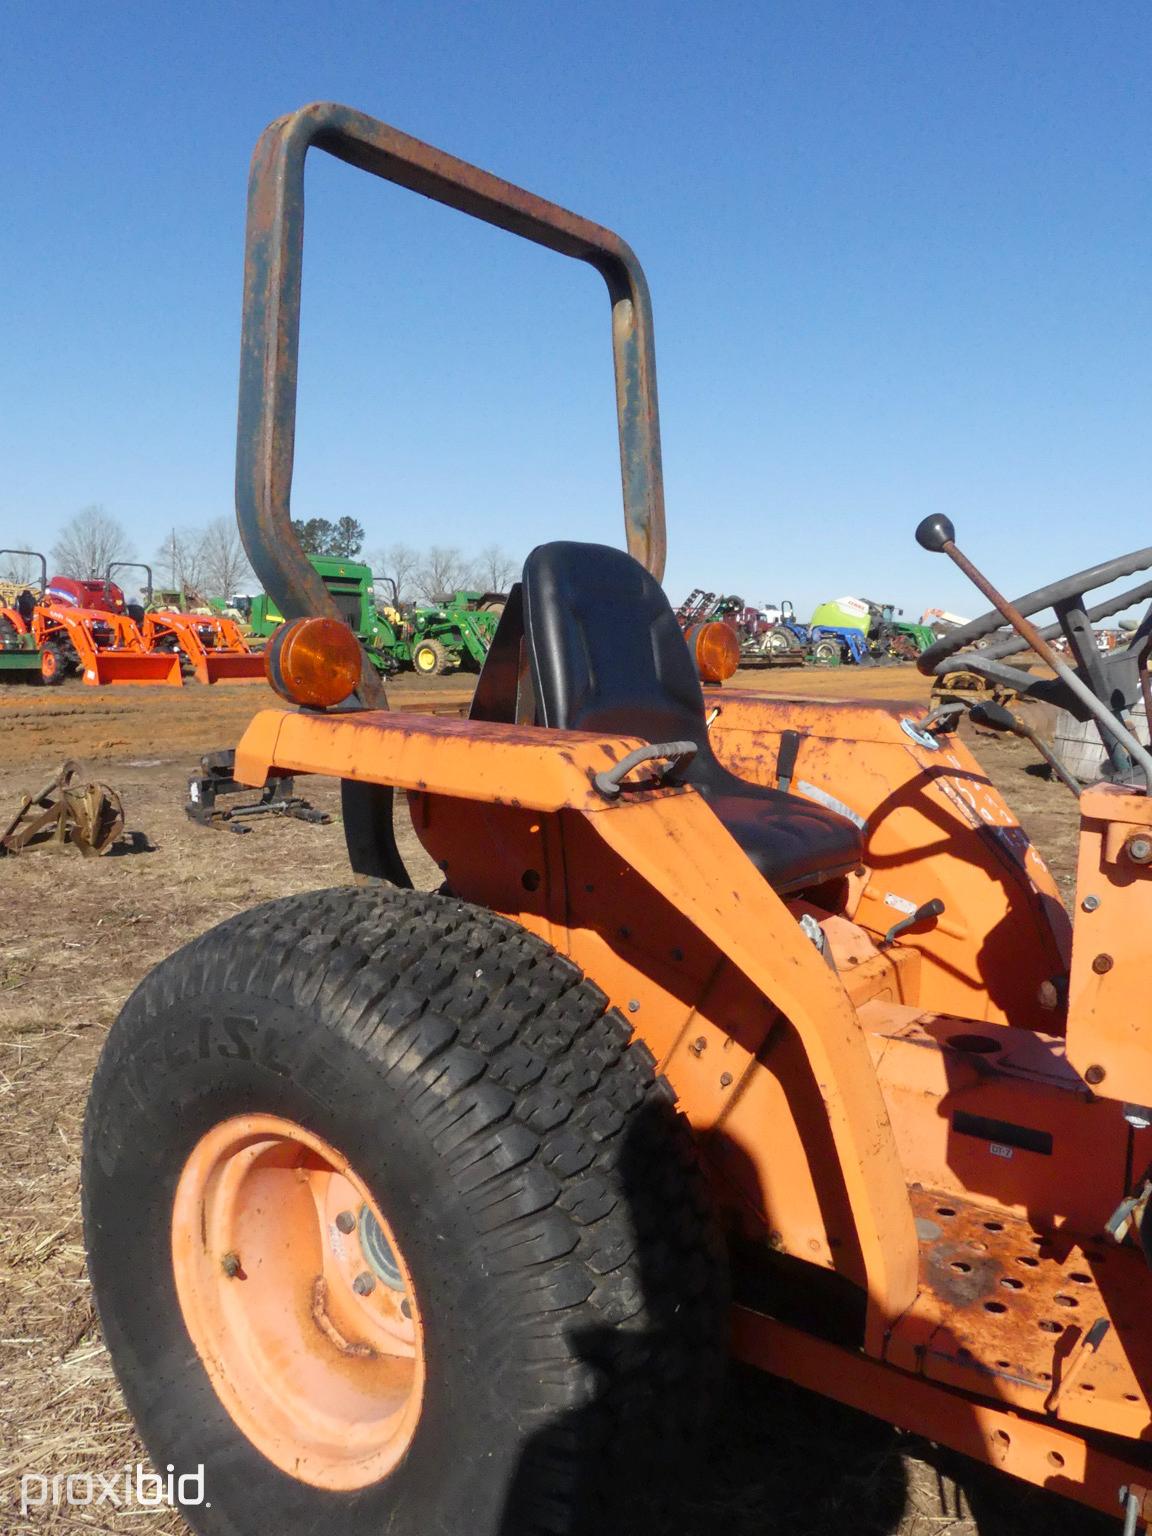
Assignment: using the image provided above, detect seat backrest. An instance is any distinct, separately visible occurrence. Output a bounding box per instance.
[523,541,707,743]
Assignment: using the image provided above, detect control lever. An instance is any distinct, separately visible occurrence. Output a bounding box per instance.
[916,516,1152,790]
[969,700,1082,796]
[881,897,945,948]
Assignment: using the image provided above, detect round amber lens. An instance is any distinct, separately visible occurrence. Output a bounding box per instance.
[688,621,740,683]
[267,617,362,708]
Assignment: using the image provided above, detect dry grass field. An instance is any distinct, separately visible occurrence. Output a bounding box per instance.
[0,665,1105,1533]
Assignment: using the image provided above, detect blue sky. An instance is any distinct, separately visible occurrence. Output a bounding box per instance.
[2,1,1149,620]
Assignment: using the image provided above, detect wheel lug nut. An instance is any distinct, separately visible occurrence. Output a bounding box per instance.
[401,1297,412,1319]
[353,1271,376,1296]
[334,1210,356,1234]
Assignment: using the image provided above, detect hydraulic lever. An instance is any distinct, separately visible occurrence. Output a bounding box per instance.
[916,516,1152,790]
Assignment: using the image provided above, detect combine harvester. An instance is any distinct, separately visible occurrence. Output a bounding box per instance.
[20,552,181,685]
[113,564,266,685]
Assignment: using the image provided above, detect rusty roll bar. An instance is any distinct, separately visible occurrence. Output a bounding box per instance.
[236,101,667,707]
[0,551,47,597]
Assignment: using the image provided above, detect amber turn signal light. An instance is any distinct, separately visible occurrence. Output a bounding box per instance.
[686,621,740,684]
[265,617,363,709]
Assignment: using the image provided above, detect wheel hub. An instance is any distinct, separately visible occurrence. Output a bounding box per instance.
[171,1114,424,1490]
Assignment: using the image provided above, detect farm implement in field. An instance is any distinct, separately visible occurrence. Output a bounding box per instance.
[1,760,124,856]
[83,102,1152,1536]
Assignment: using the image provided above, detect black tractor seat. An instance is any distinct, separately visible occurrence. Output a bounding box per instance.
[521,541,864,895]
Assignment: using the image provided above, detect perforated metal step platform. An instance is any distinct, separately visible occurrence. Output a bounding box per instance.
[887,1190,1152,1440]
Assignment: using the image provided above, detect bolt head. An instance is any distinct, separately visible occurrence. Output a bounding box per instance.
[1092,953,1114,975]
[353,1270,377,1296]
[627,999,640,1013]
[1127,836,1152,865]
[1085,1064,1107,1086]
[335,1210,356,1235]
[1081,894,1100,912]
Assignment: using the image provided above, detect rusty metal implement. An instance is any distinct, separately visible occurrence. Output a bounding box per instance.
[0,761,124,856]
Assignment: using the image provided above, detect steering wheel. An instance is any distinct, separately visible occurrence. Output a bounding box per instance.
[915,514,1152,704]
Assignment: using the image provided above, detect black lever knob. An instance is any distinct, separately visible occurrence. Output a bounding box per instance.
[915,514,956,553]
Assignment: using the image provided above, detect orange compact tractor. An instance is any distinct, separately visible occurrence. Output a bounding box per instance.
[82,105,1152,1536]
[110,561,266,684]
[143,609,265,684]
[25,558,181,685]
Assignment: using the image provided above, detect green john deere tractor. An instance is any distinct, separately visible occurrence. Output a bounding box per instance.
[247,557,501,676]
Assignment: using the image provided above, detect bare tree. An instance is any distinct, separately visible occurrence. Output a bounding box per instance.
[414,546,471,604]
[370,544,420,607]
[202,517,252,598]
[50,505,132,579]
[475,544,518,594]
[155,527,209,598]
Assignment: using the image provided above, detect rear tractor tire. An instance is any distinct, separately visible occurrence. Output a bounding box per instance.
[411,636,449,676]
[82,887,726,1536]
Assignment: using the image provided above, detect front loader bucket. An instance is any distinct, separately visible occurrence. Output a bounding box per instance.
[82,651,184,686]
[195,652,267,685]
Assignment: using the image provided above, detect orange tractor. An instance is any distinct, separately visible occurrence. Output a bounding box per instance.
[109,561,266,684]
[82,104,1152,1535]
[20,556,183,685]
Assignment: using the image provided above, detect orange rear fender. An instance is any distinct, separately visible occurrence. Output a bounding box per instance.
[233,706,920,1346]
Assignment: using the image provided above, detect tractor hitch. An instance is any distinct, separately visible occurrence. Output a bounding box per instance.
[185,750,330,834]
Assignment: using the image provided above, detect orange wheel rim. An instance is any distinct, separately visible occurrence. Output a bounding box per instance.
[172,1114,425,1489]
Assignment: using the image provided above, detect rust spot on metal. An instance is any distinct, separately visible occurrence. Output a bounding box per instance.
[310,1276,376,1359]
[894,1191,1149,1429]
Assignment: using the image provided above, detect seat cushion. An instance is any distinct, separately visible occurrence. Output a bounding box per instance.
[702,789,863,894]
